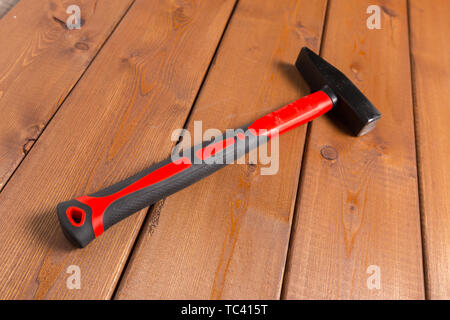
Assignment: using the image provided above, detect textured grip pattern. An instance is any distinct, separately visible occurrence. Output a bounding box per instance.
[57,129,267,247]
[103,161,225,229]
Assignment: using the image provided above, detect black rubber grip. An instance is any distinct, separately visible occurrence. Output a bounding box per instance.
[57,128,268,247]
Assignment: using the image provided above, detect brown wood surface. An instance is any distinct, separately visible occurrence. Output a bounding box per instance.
[282,0,425,299]
[0,0,135,190]
[0,0,236,299]
[114,0,328,300]
[0,0,448,300]
[409,0,450,299]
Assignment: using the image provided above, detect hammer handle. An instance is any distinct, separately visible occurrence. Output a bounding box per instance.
[57,90,334,247]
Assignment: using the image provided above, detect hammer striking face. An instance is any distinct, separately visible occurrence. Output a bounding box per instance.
[58,47,381,248]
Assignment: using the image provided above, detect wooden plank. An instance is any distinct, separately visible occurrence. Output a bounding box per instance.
[0,0,136,190]
[409,0,450,299]
[115,0,328,299]
[282,0,424,299]
[0,0,236,299]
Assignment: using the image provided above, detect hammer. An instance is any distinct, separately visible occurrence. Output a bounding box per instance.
[58,47,381,247]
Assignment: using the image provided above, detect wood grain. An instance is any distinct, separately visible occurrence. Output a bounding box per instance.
[115,0,328,300]
[0,0,236,299]
[0,0,136,190]
[282,0,425,299]
[409,0,450,299]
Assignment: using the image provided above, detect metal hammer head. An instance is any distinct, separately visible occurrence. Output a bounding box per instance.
[296,47,381,136]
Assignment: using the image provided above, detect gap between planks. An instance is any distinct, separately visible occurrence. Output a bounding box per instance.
[280,0,331,299]
[408,0,450,299]
[406,0,428,300]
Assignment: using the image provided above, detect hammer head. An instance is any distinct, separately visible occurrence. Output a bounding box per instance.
[296,47,381,136]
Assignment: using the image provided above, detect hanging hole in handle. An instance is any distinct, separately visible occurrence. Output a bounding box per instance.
[66,207,86,227]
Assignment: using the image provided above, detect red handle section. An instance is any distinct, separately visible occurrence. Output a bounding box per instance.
[248,90,334,138]
[74,157,192,237]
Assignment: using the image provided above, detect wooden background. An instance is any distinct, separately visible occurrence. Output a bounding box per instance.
[0,0,18,18]
[0,0,448,299]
